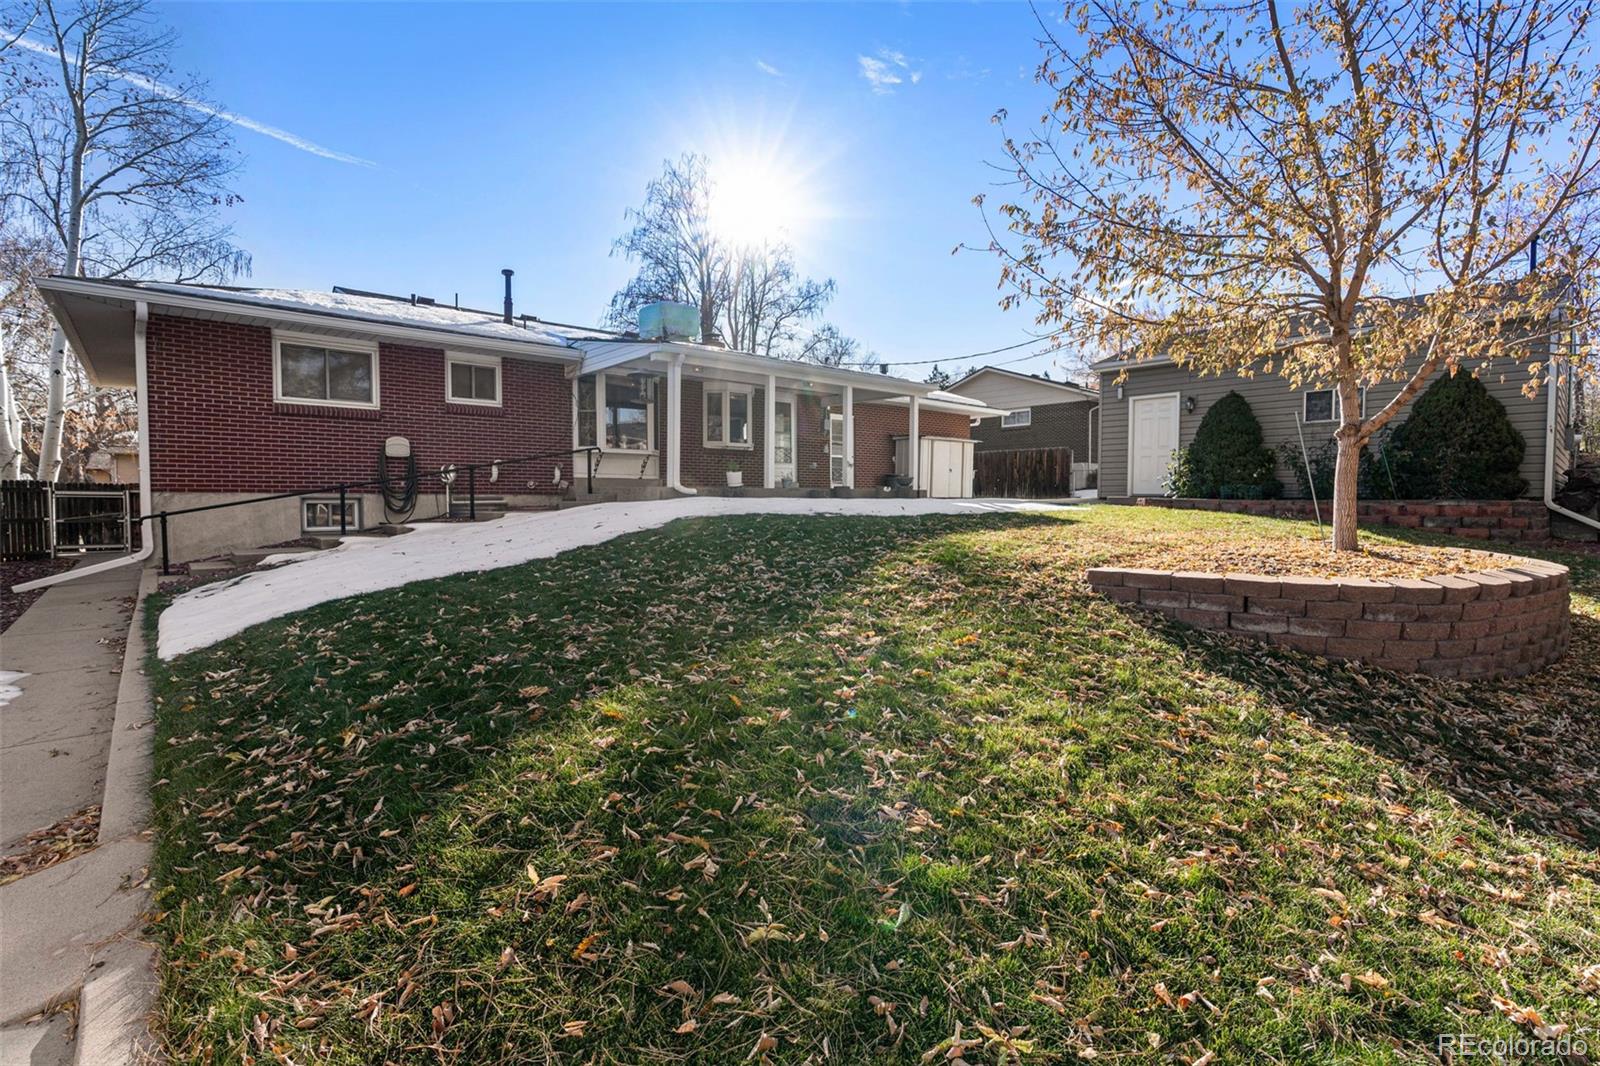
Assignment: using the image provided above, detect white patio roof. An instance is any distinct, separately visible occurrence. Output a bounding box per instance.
[574,339,998,413]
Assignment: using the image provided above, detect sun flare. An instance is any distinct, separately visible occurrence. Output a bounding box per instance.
[709,153,812,248]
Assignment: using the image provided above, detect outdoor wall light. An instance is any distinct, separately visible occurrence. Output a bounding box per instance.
[1184,395,1197,414]
[1115,384,1124,400]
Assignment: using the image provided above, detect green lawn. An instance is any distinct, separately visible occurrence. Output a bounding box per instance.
[146,506,1600,1064]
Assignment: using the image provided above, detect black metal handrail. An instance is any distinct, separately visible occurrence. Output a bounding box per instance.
[139,445,601,574]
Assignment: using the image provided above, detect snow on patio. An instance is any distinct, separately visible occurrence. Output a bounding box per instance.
[157,497,1064,659]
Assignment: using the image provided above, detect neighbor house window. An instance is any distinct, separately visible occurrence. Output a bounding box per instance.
[274,334,378,408]
[1303,388,1366,423]
[302,497,360,532]
[1001,408,1032,428]
[446,354,500,405]
[703,385,753,448]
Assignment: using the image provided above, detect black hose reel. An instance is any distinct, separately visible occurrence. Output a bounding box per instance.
[378,437,419,523]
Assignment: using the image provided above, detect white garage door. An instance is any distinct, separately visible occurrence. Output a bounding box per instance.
[1129,394,1180,495]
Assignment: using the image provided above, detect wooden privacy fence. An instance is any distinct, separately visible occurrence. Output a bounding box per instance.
[974,447,1076,498]
[1,480,141,561]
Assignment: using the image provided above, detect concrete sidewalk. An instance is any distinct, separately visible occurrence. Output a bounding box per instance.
[2,557,140,850]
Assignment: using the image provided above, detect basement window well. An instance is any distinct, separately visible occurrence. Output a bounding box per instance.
[303,497,361,533]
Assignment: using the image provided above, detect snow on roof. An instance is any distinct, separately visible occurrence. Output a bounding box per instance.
[90,279,621,351]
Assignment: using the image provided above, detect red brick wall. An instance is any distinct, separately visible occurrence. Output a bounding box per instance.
[676,379,767,489]
[145,315,572,494]
[666,389,968,490]
[853,404,971,489]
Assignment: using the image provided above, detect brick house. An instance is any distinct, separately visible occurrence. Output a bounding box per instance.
[37,276,990,561]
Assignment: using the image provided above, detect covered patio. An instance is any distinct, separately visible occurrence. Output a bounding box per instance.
[570,340,990,495]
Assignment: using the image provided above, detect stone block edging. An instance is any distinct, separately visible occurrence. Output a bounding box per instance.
[1086,558,1570,679]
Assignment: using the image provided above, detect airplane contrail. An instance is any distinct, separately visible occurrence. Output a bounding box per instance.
[11,35,376,167]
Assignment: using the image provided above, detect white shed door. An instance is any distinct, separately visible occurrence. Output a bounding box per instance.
[1130,395,1179,495]
[927,439,973,498]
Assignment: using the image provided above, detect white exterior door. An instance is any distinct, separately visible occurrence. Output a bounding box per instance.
[1129,395,1179,495]
[772,395,797,486]
[828,414,846,487]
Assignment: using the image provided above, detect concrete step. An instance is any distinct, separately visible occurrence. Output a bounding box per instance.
[229,545,319,566]
[556,493,618,510]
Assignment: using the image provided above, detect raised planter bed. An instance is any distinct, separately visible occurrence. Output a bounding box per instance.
[1086,558,1570,680]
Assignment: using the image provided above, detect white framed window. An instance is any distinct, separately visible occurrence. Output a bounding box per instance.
[604,375,652,451]
[1001,408,1032,428]
[1303,388,1366,423]
[576,375,598,448]
[572,372,656,452]
[274,332,379,408]
[302,497,360,532]
[703,384,753,448]
[446,353,501,406]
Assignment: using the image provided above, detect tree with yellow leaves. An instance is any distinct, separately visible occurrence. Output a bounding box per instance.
[987,0,1599,549]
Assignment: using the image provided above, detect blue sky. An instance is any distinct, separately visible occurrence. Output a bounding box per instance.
[153,2,1071,380]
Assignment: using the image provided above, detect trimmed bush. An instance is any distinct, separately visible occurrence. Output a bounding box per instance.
[1170,392,1281,498]
[1385,372,1527,499]
[1279,436,1394,501]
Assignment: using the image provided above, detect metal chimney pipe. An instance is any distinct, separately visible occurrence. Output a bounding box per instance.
[501,268,514,324]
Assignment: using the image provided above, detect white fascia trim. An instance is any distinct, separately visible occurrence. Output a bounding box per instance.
[869,395,1002,417]
[628,341,945,394]
[35,276,583,363]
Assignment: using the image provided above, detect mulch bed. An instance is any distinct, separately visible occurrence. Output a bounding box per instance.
[1115,537,1518,579]
[0,558,76,634]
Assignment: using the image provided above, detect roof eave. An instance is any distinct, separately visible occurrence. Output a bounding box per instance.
[36,276,585,362]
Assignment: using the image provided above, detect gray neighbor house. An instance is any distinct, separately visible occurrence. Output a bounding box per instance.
[1091,332,1585,505]
[945,367,1101,483]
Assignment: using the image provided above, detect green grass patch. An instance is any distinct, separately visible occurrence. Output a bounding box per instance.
[147,507,1600,1063]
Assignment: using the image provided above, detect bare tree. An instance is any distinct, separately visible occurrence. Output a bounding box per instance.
[724,242,834,356]
[1,0,248,480]
[607,154,729,343]
[609,154,835,356]
[924,364,953,388]
[987,0,1600,550]
[796,323,878,369]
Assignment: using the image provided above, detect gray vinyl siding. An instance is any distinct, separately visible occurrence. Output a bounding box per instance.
[1097,350,1553,498]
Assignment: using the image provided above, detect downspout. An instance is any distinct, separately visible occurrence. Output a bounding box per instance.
[665,352,697,496]
[1544,327,1600,533]
[12,300,155,593]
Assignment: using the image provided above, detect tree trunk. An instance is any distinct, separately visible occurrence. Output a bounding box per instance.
[1331,427,1362,551]
[0,330,23,479]
[38,87,87,483]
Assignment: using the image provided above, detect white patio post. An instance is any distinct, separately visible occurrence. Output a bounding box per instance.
[764,373,776,489]
[907,394,920,493]
[666,355,683,490]
[842,384,855,490]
